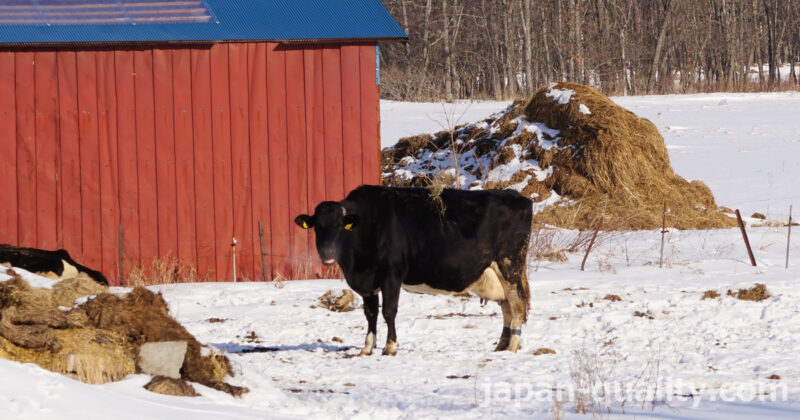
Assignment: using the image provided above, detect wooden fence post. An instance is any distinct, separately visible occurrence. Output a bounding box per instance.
[258,221,269,282]
[231,237,237,282]
[581,217,604,271]
[118,224,124,286]
[735,209,757,267]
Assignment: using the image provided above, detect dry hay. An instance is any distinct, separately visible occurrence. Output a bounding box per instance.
[52,275,108,307]
[0,269,247,396]
[0,329,134,384]
[727,284,771,302]
[701,290,720,300]
[80,287,247,396]
[318,289,356,312]
[144,375,199,397]
[532,347,556,356]
[382,82,736,231]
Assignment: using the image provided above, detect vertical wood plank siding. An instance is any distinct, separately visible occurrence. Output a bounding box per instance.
[0,42,379,285]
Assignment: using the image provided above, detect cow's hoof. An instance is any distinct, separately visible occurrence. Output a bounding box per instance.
[358,348,373,357]
[382,340,397,356]
[507,336,521,353]
[494,337,510,352]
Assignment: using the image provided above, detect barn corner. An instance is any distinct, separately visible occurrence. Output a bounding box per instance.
[0,0,407,285]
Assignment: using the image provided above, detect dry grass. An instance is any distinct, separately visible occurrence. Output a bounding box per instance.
[144,376,199,397]
[383,82,736,231]
[52,276,108,307]
[727,284,771,301]
[125,256,207,287]
[603,294,621,302]
[701,290,720,300]
[533,347,557,356]
[0,328,135,384]
[0,270,246,396]
[525,82,735,230]
[318,289,356,312]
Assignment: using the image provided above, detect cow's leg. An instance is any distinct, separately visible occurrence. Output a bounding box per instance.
[502,286,526,352]
[494,299,512,351]
[380,287,400,356]
[358,294,379,356]
[497,256,530,353]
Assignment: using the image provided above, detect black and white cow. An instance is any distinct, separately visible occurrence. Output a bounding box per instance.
[0,244,109,286]
[295,185,532,355]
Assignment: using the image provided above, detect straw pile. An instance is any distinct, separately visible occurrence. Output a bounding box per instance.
[382,82,736,230]
[0,269,246,396]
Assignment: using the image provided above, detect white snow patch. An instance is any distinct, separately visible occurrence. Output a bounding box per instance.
[579,103,592,115]
[546,87,575,105]
[0,265,60,289]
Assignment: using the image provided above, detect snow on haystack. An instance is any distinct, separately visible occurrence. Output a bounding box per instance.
[382,82,736,230]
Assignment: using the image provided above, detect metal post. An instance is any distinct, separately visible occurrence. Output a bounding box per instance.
[258,221,269,282]
[581,217,604,271]
[232,237,237,282]
[735,210,757,267]
[787,205,793,269]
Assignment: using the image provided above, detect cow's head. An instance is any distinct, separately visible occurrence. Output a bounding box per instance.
[295,202,359,266]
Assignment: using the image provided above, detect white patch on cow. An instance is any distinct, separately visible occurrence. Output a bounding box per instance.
[401,283,456,296]
[401,261,507,301]
[36,260,79,280]
[1,262,11,268]
[359,332,375,356]
[465,261,507,301]
[382,340,397,356]
[61,260,79,279]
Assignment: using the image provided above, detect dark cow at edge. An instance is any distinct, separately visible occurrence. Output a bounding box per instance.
[0,244,109,286]
[295,185,533,355]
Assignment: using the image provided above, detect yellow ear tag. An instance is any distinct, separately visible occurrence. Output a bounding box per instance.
[302,221,310,229]
[344,223,353,231]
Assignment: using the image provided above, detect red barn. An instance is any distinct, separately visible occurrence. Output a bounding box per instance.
[0,0,406,285]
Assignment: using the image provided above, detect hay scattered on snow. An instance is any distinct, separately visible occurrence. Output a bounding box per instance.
[382,82,736,230]
[318,289,356,312]
[0,269,247,396]
[144,375,199,397]
[727,284,771,302]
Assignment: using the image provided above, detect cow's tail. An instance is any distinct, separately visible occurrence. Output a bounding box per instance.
[517,267,531,323]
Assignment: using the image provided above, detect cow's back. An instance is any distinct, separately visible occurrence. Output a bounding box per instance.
[343,186,532,292]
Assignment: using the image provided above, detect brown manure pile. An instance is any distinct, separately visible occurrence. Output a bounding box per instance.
[382,82,736,230]
[0,269,246,396]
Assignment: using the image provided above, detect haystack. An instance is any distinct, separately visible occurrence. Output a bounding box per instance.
[382,82,736,230]
[0,269,246,396]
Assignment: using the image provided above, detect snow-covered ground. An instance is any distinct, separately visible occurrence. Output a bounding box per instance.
[3,92,800,419]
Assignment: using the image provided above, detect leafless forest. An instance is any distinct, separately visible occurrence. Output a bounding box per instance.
[379,0,800,100]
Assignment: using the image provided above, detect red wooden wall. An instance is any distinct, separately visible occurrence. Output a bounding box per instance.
[0,42,381,285]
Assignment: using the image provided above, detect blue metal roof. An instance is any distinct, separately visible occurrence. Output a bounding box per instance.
[0,0,408,45]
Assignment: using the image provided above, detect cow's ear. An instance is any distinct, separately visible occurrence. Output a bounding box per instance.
[295,214,314,229]
[343,214,360,231]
